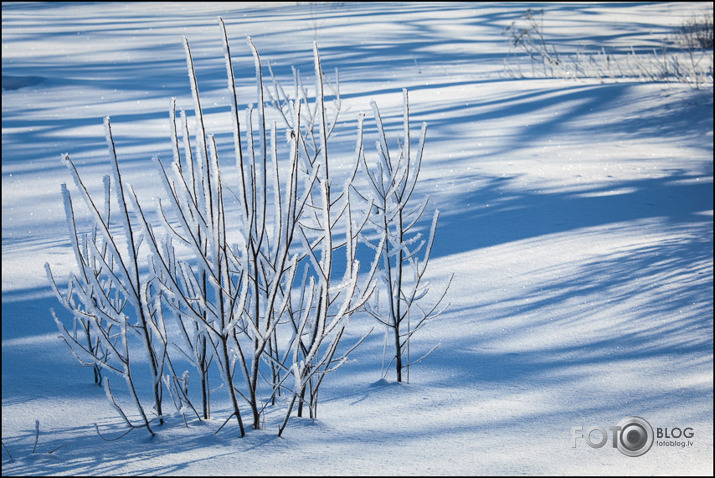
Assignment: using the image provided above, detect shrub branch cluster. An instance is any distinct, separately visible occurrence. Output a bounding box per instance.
[45,18,450,438]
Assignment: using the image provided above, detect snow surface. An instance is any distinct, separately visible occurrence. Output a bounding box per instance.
[2,2,713,475]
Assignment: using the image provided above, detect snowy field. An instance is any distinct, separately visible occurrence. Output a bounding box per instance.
[2,2,713,475]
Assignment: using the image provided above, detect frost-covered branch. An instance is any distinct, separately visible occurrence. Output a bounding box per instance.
[45,133,167,435]
[359,89,451,383]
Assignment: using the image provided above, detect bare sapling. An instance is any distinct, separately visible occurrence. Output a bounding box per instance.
[46,117,167,436]
[357,89,452,383]
[138,20,321,435]
[132,33,251,436]
[274,42,381,437]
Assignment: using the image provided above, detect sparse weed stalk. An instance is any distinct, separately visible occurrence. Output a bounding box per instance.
[1,420,64,462]
[503,8,713,88]
[503,8,561,79]
[674,12,713,50]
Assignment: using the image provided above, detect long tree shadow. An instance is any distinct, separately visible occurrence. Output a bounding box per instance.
[0,415,241,476]
[431,168,713,258]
